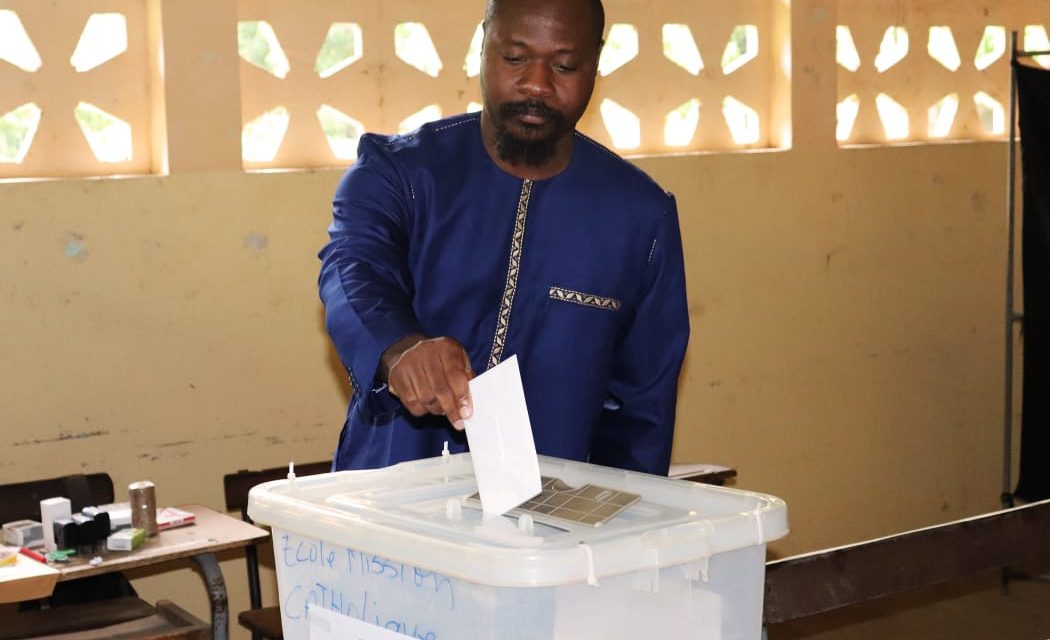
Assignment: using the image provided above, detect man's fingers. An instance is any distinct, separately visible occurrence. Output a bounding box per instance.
[417,357,456,418]
[389,370,428,417]
[386,335,475,423]
[437,350,473,422]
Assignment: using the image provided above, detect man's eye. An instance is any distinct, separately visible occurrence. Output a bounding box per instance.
[504,56,525,64]
[554,64,577,73]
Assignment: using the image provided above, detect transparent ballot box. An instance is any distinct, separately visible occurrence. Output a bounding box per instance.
[248,454,787,640]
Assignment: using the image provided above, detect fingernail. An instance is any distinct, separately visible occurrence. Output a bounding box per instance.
[460,405,472,419]
[453,420,465,431]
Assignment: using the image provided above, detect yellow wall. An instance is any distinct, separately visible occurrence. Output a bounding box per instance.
[0,0,1025,635]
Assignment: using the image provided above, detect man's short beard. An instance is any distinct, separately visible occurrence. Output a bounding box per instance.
[493,100,571,167]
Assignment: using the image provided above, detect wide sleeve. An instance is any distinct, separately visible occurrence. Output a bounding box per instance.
[318,134,424,421]
[589,194,690,475]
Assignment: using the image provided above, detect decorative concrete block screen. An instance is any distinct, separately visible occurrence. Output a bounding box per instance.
[836,0,1049,145]
[0,0,1047,177]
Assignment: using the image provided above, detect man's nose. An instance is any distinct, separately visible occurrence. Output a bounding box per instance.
[519,61,555,97]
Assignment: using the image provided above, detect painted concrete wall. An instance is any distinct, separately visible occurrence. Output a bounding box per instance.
[0,0,1024,635]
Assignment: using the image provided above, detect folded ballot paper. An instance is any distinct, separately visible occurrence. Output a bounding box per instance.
[463,355,543,516]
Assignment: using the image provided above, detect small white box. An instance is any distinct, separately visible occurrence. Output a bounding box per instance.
[39,498,71,552]
[2,520,44,548]
[106,528,146,551]
[249,454,788,640]
[97,502,132,530]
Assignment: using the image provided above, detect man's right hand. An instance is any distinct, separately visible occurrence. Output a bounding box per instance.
[382,334,474,429]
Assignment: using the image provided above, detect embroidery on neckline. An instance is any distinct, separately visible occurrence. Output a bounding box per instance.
[487,180,533,369]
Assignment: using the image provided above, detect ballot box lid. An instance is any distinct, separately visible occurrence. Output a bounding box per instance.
[248,453,787,588]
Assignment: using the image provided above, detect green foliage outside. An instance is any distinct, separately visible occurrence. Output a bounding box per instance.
[238,21,286,75]
[722,26,750,69]
[0,104,37,162]
[74,103,113,133]
[977,30,1000,57]
[315,24,358,75]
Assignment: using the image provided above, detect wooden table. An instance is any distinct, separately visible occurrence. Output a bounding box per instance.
[668,462,737,485]
[54,505,268,640]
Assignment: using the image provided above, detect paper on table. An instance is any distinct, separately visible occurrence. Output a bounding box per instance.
[0,553,59,604]
[463,355,542,516]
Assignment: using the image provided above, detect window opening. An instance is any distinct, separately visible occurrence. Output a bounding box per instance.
[0,10,42,72]
[0,102,42,163]
[70,13,127,73]
[836,26,860,72]
[464,23,483,78]
[395,22,442,77]
[238,21,290,79]
[874,26,908,73]
[598,24,638,77]
[242,106,290,161]
[317,104,364,160]
[315,23,363,79]
[664,99,700,147]
[927,26,960,72]
[836,94,860,142]
[973,91,1005,135]
[1024,25,1050,69]
[600,99,640,149]
[722,25,758,75]
[875,93,909,140]
[399,104,442,134]
[663,24,703,75]
[927,93,959,138]
[74,102,133,162]
[974,26,1005,71]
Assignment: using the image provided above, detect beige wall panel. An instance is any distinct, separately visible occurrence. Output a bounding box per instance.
[159,0,242,172]
[0,139,1013,634]
[2,144,1007,541]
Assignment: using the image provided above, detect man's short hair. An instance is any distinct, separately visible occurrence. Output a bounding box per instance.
[485,0,606,51]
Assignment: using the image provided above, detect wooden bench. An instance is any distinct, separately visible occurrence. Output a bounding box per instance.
[763,499,1050,627]
[2,599,208,640]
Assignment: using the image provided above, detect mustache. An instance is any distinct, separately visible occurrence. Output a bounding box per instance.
[497,100,566,125]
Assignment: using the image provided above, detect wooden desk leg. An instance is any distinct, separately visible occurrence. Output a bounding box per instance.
[192,552,228,640]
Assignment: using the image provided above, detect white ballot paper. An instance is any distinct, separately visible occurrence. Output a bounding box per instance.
[307,605,410,639]
[463,355,543,516]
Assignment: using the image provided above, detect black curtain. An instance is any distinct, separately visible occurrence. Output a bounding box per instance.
[1014,60,1050,502]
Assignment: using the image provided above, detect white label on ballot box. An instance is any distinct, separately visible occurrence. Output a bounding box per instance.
[308,605,411,639]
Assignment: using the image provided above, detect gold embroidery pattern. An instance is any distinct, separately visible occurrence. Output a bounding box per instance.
[548,286,622,312]
[488,180,533,369]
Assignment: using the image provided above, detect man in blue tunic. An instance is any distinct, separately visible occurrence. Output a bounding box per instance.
[319,0,689,475]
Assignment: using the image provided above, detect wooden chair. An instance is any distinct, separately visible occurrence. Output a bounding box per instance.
[0,473,203,638]
[222,461,332,640]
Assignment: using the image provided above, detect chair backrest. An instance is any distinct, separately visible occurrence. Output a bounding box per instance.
[223,461,332,521]
[0,473,115,524]
[223,460,333,623]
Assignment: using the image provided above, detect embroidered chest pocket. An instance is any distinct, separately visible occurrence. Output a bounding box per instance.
[548,286,622,312]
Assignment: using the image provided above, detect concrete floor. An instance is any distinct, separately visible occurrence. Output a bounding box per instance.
[769,570,1050,640]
